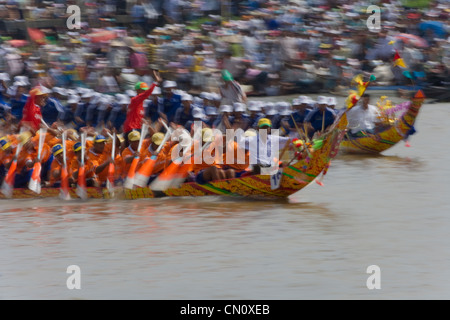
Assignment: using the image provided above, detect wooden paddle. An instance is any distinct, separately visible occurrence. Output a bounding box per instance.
[150,129,207,191]
[60,131,70,200]
[106,133,116,193]
[134,126,172,188]
[124,124,149,189]
[76,132,87,200]
[0,141,22,198]
[28,128,47,194]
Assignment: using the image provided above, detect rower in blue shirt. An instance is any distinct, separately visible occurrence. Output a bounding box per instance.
[8,82,28,122]
[108,94,129,131]
[173,94,195,129]
[288,96,312,129]
[145,86,163,123]
[161,80,181,123]
[246,101,265,130]
[304,96,337,139]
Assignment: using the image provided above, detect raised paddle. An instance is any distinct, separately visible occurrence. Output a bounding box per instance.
[134,127,172,188]
[124,124,149,189]
[150,128,207,191]
[106,133,116,193]
[60,131,70,200]
[0,141,22,198]
[76,132,88,200]
[28,128,47,194]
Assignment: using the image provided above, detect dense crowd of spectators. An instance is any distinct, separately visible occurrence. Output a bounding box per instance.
[0,0,448,98]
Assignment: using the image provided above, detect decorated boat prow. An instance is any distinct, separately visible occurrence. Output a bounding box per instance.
[340,90,425,154]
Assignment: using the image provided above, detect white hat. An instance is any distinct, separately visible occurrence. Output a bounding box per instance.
[126,90,137,97]
[292,99,302,105]
[248,101,262,112]
[14,76,30,85]
[278,102,292,116]
[317,96,328,105]
[13,81,28,87]
[0,73,10,82]
[163,80,177,88]
[219,105,233,113]
[205,106,218,116]
[266,106,277,116]
[297,96,309,104]
[77,87,89,95]
[82,89,95,99]
[67,95,80,104]
[116,94,130,105]
[39,85,52,95]
[152,87,162,95]
[233,102,246,113]
[181,94,193,102]
[98,95,114,109]
[192,107,206,119]
[52,87,61,95]
[90,92,102,104]
[328,97,337,106]
[212,93,222,101]
[263,102,275,111]
[193,97,203,106]
[200,92,211,99]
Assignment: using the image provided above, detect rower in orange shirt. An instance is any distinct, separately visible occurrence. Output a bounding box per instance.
[121,131,147,179]
[140,132,172,174]
[87,135,114,186]
[15,131,51,188]
[192,128,226,184]
[220,135,250,179]
[0,136,16,185]
[70,142,99,187]
[49,144,73,187]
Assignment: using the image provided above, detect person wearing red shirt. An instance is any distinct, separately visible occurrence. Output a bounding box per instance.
[123,71,162,144]
[20,86,49,132]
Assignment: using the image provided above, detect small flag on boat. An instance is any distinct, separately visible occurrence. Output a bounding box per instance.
[393,50,407,68]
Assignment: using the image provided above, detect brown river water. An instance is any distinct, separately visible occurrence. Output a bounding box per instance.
[1,94,449,300]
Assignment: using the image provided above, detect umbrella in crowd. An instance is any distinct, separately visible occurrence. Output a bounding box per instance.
[419,21,448,38]
[395,33,429,48]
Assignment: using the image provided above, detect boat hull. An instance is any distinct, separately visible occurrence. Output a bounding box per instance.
[0,118,348,201]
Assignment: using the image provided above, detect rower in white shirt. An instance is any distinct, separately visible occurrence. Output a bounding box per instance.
[347,94,382,137]
[238,118,290,174]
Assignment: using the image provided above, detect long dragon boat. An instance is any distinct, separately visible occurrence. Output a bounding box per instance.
[339,90,425,154]
[0,111,349,201]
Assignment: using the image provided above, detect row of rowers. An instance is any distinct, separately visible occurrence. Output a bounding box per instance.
[0,118,286,189]
[1,82,339,135]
